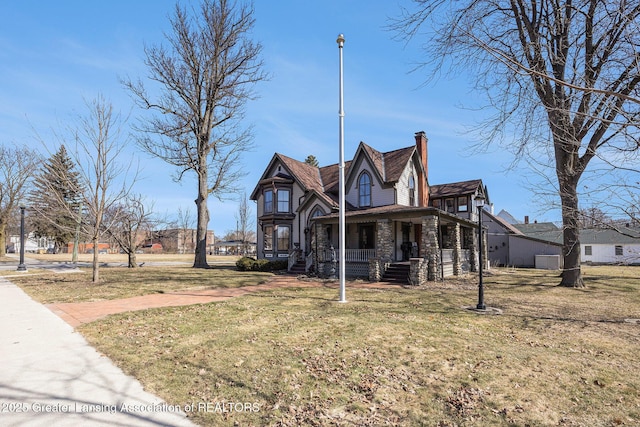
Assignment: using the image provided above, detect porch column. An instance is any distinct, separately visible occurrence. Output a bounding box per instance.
[315,223,330,277]
[450,223,462,276]
[369,219,392,282]
[421,215,441,281]
[376,219,393,260]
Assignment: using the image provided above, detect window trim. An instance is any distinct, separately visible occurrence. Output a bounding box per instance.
[263,225,273,251]
[445,198,455,213]
[276,188,290,213]
[358,171,372,207]
[277,225,290,251]
[264,189,273,213]
[408,175,416,207]
[584,245,592,256]
[615,245,623,256]
[457,196,468,212]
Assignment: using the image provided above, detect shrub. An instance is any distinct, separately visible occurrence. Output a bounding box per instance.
[236,257,288,272]
[236,257,256,271]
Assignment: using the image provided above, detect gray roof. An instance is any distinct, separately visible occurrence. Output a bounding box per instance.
[515,226,640,245]
[580,228,640,245]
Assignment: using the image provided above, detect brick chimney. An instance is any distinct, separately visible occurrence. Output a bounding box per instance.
[415,131,429,207]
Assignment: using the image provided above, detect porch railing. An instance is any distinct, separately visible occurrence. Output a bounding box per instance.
[305,251,314,272]
[288,249,301,271]
[318,248,376,263]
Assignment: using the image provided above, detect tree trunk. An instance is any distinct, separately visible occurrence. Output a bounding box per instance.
[0,223,6,257]
[92,236,99,283]
[128,251,138,268]
[557,168,585,288]
[193,169,210,268]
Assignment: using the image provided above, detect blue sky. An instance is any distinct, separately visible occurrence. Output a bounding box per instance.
[0,0,558,236]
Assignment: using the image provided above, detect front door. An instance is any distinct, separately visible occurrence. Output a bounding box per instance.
[401,223,411,260]
[359,225,375,249]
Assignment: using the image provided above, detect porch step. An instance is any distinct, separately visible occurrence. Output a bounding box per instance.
[288,261,306,275]
[382,262,410,284]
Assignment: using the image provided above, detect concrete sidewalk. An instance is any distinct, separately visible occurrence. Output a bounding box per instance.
[0,277,196,427]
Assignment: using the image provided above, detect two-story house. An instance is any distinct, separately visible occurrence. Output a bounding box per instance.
[250,131,488,284]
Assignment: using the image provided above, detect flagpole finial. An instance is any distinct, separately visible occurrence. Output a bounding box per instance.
[337,34,345,47]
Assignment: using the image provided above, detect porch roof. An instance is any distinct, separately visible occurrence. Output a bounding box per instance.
[312,204,477,227]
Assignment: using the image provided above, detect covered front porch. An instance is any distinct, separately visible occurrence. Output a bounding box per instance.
[308,206,482,285]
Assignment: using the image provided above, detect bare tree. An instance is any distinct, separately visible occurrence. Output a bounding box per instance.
[234,191,255,255]
[104,194,156,268]
[0,145,39,256]
[175,206,195,254]
[394,0,640,287]
[72,95,134,282]
[123,0,267,268]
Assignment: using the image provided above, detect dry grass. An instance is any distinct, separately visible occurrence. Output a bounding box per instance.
[9,265,273,304]
[72,266,640,426]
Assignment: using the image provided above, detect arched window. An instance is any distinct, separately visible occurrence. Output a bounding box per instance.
[409,175,416,206]
[310,207,325,220]
[358,172,371,207]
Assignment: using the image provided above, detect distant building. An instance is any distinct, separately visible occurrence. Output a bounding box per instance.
[500,210,640,266]
[153,228,215,254]
[579,228,640,265]
[482,211,562,268]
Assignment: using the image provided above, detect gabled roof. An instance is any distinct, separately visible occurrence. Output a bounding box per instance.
[383,146,416,183]
[509,224,640,245]
[512,222,562,243]
[253,138,483,216]
[512,222,560,234]
[360,142,385,182]
[276,153,323,192]
[430,179,483,198]
[343,142,416,190]
[496,209,522,224]
[483,209,563,246]
[250,153,323,200]
[580,228,640,245]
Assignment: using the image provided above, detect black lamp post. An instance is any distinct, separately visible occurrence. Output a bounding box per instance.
[475,195,486,310]
[17,205,27,272]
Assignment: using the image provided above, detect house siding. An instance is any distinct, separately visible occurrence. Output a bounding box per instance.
[508,236,563,268]
[346,160,395,208]
[396,162,417,207]
[582,243,640,265]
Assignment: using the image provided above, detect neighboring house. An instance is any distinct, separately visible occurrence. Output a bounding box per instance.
[482,211,563,268]
[580,228,640,265]
[250,131,489,284]
[503,212,640,266]
[496,209,522,225]
[153,228,215,254]
[213,240,257,256]
[9,232,46,253]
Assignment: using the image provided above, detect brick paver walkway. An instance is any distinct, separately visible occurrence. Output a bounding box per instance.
[47,276,402,327]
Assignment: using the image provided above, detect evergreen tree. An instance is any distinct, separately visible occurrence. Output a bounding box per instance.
[28,145,83,253]
[304,155,319,167]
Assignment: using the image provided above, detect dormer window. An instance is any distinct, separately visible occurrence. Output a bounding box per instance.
[358,172,371,207]
[409,175,416,206]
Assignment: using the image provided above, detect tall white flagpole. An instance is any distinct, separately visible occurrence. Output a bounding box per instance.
[337,34,346,303]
